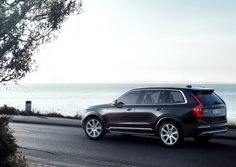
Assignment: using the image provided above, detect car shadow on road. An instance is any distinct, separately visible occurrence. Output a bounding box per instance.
[98,134,235,150]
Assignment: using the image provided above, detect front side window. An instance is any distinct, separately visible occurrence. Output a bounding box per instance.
[117,91,141,105]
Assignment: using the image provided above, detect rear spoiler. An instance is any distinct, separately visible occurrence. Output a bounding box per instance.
[191,88,214,94]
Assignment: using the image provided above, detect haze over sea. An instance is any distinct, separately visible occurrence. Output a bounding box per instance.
[0,84,236,123]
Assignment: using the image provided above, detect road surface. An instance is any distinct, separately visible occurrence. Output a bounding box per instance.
[11,123,236,167]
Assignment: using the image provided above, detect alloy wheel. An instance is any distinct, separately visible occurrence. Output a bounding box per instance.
[160,123,179,146]
[85,118,103,138]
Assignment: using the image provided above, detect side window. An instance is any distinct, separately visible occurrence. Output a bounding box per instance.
[140,90,164,104]
[117,91,141,105]
[165,90,185,104]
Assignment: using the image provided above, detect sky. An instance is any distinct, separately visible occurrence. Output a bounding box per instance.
[20,0,236,84]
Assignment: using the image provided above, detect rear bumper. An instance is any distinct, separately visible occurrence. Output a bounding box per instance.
[199,128,228,136]
[197,123,228,136]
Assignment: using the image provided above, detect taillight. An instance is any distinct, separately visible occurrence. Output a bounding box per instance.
[192,93,203,117]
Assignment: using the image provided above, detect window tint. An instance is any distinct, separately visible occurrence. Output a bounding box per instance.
[196,92,223,106]
[140,90,165,104]
[165,90,185,104]
[117,91,141,105]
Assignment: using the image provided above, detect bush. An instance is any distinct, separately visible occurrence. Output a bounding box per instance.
[0,116,28,167]
[46,112,64,118]
[0,105,20,115]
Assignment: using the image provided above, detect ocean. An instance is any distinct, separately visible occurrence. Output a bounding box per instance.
[0,84,236,123]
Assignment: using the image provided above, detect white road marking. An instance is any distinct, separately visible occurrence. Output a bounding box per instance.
[30,162,59,167]
[15,129,30,133]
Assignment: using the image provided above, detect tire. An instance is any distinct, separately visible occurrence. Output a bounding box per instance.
[159,122,183,147]
[194,135,212,143]
[84,117,105,140]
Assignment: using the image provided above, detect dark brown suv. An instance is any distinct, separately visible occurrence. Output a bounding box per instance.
[82,86,228,147]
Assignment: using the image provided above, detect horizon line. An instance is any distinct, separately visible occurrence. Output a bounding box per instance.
[3,81,236,85]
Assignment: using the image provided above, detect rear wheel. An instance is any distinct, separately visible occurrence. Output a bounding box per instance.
[84,117,105,140]
[159,122,183,147]
[194,135,212,143]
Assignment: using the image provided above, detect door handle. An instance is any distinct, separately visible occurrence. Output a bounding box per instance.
[127,107,133,111]
[156,108,162,111]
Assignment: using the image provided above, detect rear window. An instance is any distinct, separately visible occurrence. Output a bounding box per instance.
[196,92,223,106]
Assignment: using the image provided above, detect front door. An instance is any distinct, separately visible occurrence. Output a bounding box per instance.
[104,90,141,131]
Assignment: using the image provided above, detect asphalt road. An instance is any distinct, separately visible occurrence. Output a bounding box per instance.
[11,123,236,167]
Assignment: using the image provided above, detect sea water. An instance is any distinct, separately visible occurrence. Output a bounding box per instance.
[0,84,235,122]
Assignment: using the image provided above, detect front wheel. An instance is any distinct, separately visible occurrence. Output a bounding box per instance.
[159,122,183,147]
[84,117,105,140]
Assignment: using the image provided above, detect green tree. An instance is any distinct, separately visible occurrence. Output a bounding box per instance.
[0,0,82,82]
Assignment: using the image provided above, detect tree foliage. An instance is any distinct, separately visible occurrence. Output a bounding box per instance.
[0,0,82,82]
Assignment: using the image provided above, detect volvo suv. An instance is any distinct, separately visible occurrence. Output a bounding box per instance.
[82,86,228,147]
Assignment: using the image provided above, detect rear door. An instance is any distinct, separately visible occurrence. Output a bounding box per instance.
[194,91,227,124]
[134,90,165,130]
[134,89,188,131]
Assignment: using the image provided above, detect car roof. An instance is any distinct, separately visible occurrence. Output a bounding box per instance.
[131,86,214,92]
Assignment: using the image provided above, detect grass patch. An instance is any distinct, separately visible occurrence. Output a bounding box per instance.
[0,105,82,120]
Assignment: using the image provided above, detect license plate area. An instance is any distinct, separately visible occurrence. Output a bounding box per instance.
[203,107,226,117]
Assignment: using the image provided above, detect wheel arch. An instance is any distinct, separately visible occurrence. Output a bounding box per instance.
[82,113,104,128]
[155,117,184,135]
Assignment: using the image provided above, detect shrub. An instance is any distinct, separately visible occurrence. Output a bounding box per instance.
[0,116,28,167]
[0,105,20,115]
[46,112,64,118]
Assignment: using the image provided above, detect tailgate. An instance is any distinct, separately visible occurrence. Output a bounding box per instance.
[194,90,227,124]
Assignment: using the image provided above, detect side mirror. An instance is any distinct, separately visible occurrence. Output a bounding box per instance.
[112,100,124,108]
[112,100,117,106]
[116,101,124,108]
